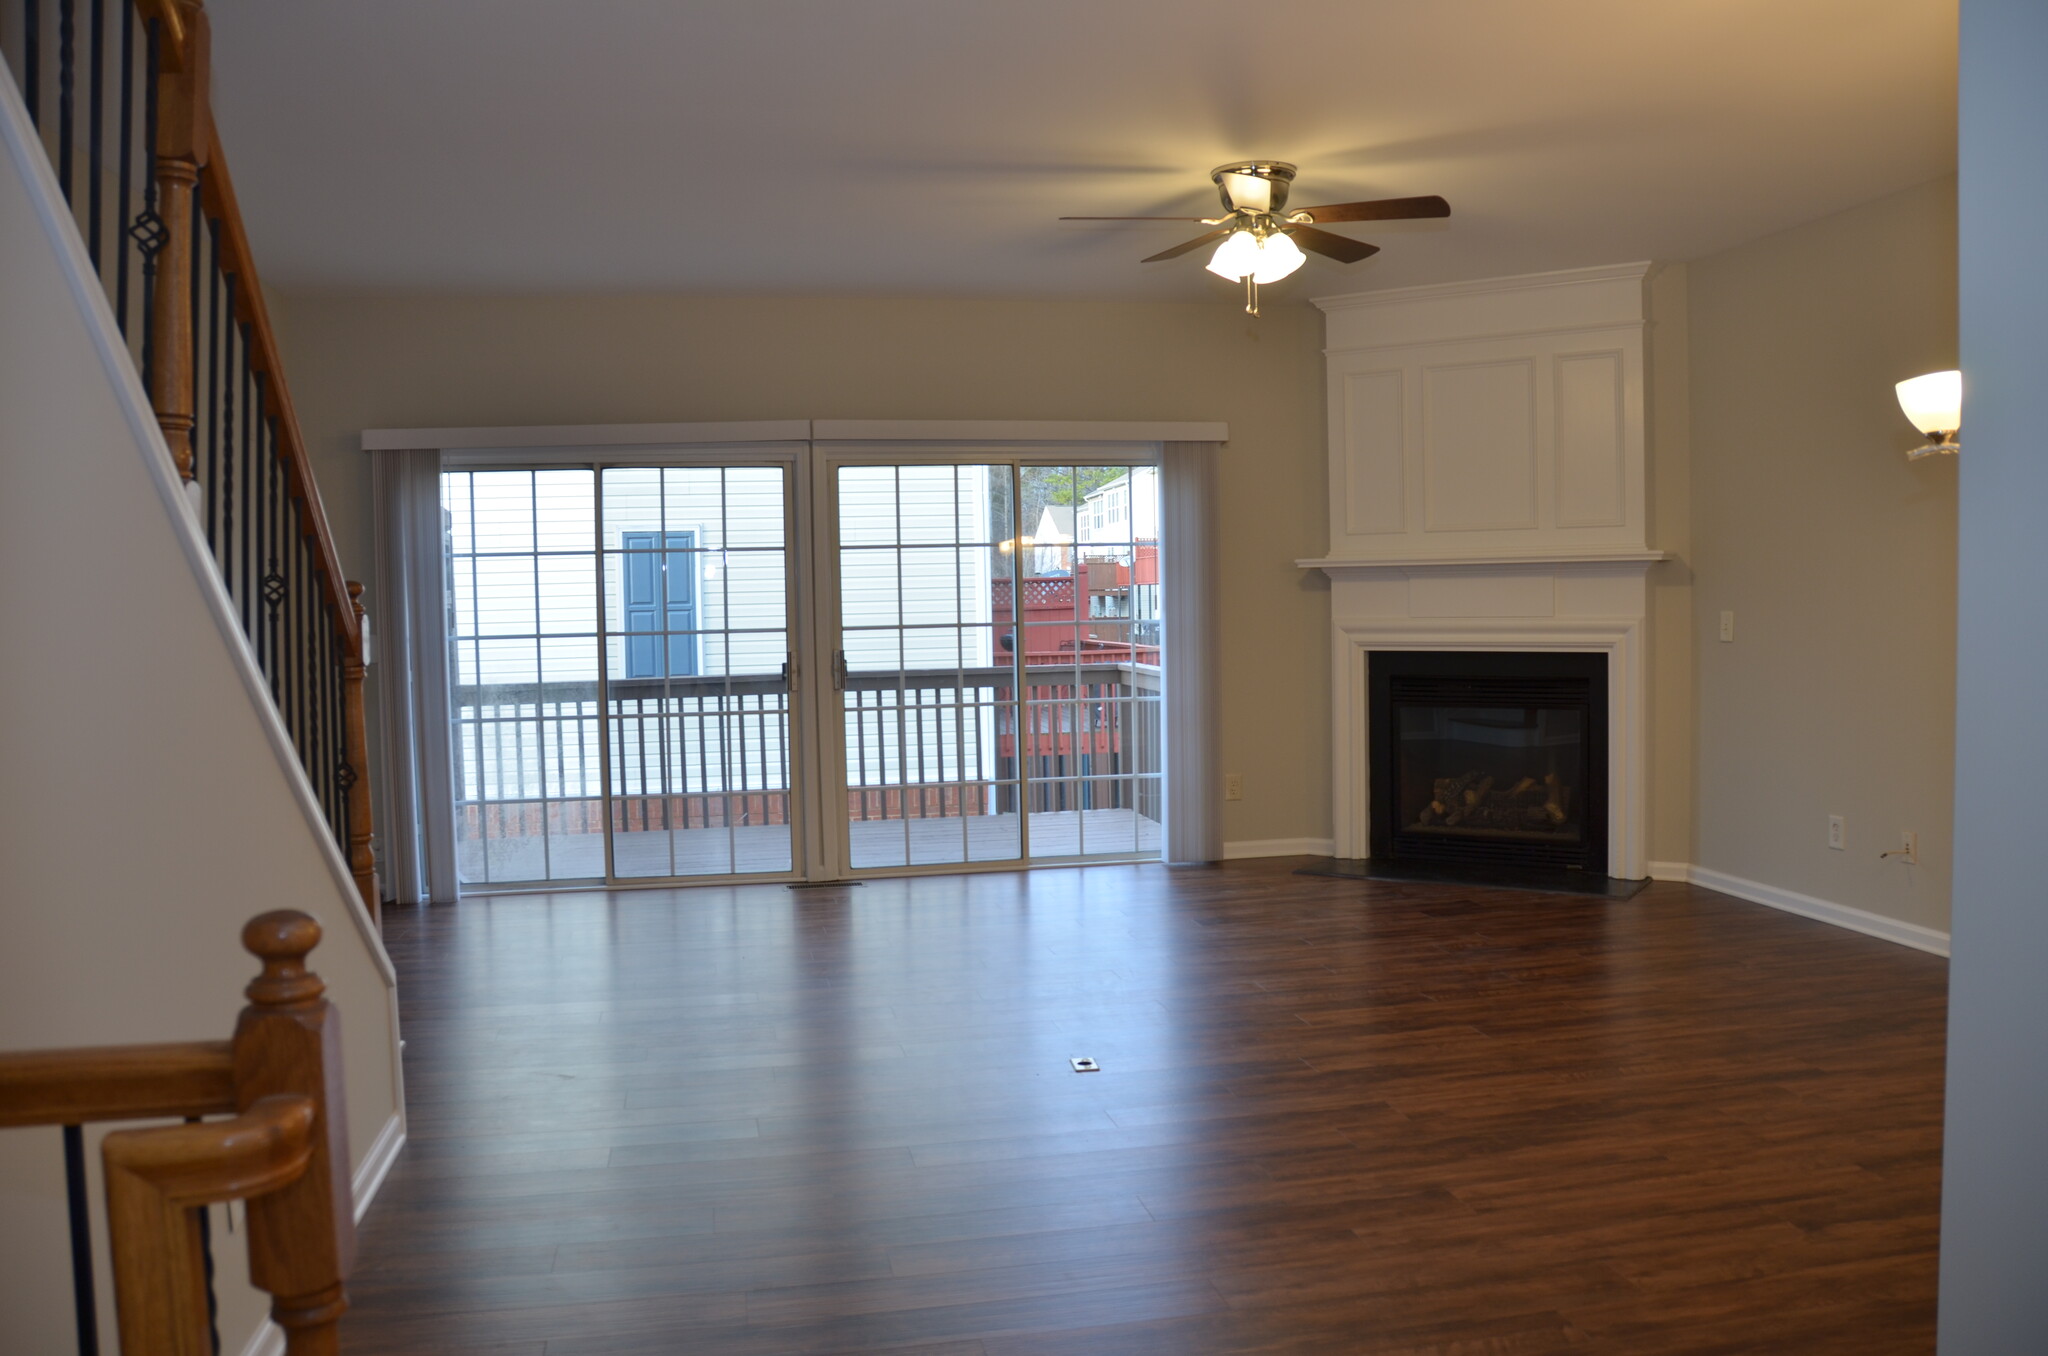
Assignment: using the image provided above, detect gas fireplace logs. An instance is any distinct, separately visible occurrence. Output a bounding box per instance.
[1416,772,1570,831]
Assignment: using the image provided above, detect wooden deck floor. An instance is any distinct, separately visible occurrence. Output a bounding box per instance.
[459,809,1163,884]
[346,860,1947,1354]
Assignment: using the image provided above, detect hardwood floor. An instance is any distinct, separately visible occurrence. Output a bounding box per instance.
[344,860,1947,1354]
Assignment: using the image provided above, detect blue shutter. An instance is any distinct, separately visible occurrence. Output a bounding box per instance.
[622,532,662,677]
[664,531,698,676]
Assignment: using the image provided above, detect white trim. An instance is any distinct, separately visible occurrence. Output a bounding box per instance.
[0,67,396,990]
[813,419,1227,443]
[1646,860,1693,882]
[1303,549,1669,572]
[362,420,810,451]
[363,419,1229,451]
[1223,837,1336,860]
[1685,865,1951,957]
[1313,261,1655,314]
[352,1109,408,1222]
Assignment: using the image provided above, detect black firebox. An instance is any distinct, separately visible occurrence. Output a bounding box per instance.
[1369,651,1607,873]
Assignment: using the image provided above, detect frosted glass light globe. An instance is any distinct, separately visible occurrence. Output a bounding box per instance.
[1251,230,1306,283]
[1204,230,1263,281]
[1895,370,1962,437]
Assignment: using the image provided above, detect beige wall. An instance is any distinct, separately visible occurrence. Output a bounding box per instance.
[1687,175,1958,930]
[271,293,1335,849]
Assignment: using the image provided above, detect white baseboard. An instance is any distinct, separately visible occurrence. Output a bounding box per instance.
[237,1321,285,1356]
[1646,860,1694,882]
[1683,864,1951,957]
[232,1110,406,1356]
[352,1109,408,1223]
[1222,837,1336,860]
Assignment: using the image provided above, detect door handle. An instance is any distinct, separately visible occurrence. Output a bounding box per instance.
[833,649,848,692]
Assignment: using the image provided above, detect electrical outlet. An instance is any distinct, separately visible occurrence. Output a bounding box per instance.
[1224,773,1244,801]
[1719,611,1736,642]
[1827,815,1845,851]
[1894,830,1919,864]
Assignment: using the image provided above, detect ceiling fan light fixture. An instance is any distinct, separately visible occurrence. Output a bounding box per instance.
[1204,228,1306,284]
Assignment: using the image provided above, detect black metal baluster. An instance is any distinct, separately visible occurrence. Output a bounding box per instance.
[132,15,162,392]
[260,391,284,700]
[195,1203,220,1355]
[238,333,254,639]
[318,611,335,832]
[113,0,132,337]
[204,217,221,549]
[187,162,201,449]
[220,283,238,615]
[24,0,41,128]
[298,529,314,786]
[56,0,75,201]
[85,0,103,268]
[62,1124,99,1356]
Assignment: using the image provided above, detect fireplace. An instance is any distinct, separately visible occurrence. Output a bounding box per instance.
[1369,651,1608,873]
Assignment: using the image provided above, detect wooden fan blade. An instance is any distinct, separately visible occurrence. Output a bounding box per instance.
[1292,195,1451,224]
[1286,225,1381,264]
[1058,215,1212,221]
[1142,229,1230,263]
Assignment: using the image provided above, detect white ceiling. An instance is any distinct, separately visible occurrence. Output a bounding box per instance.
[205,0,1957,301]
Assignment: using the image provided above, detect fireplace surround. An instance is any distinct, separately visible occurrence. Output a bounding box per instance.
[1300,263,1669,882]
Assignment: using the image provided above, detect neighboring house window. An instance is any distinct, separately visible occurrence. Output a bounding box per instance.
[622,530,699,677]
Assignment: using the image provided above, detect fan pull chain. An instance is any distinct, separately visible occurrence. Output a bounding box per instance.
[1244,274,1260,316]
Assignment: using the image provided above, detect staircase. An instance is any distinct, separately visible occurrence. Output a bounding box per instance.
[1,0,376,915]
[0,3,403,1350]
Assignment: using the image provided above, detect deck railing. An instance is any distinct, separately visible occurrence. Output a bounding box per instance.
[3,0,377,918]
[449,661,1163,844]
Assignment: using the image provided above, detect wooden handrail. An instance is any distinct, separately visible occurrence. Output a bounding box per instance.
[0,1041,235,1128]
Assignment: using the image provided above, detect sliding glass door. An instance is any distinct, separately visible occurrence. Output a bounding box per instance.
[826,459,1164,874]
[601,467,794,879]
[439,450,1162,891]
[444,460,797,888]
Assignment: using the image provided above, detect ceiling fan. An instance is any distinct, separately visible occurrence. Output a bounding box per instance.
[1062,161,1450,314]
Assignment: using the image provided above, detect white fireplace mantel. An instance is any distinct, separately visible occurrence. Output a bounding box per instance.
[1303,555,1662,879]
[1306,264,1667,879]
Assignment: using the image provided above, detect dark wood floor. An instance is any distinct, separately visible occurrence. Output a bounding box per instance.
[344,860,1947,1355]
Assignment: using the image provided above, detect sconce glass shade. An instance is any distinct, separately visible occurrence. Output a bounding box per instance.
[1896,370,1962,456]
[1204,229,1307,284]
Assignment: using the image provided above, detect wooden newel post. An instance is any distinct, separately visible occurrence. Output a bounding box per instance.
[232,911,355,1355]
[343,581,378,924]
[148,2,210,481]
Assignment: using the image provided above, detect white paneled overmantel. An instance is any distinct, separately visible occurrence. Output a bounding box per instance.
[1303,264,1668,880]
[1313,262,1653,564]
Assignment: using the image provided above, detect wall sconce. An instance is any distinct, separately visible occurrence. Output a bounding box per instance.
[1895,370,1962,459]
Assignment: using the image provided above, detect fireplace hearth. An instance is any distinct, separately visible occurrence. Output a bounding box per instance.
[1370,652,1608,873]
